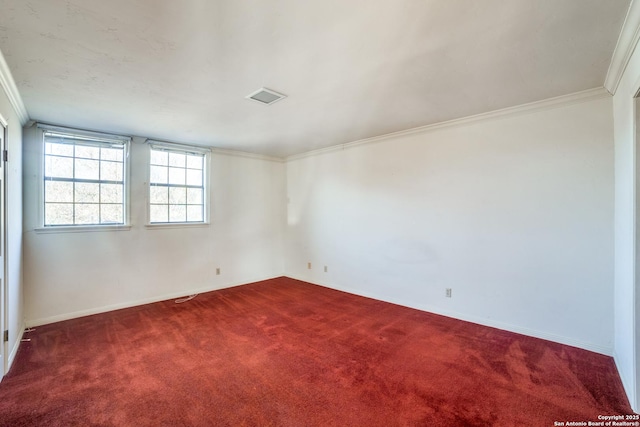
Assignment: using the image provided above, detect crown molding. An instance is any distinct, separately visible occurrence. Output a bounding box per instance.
[211,147,284,163]
[0,49,28,125]
[287,87,610,162]
[141,135,284,162]
[605,0,640,95]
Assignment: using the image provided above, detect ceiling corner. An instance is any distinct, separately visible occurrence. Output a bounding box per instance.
[604,0,640,95]
[0,49,29,125]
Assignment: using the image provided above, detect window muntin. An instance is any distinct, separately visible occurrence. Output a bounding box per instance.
[43,130,128,227]
[149,145,206,224]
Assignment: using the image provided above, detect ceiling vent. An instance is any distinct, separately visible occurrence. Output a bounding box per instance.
[245,87,287,105]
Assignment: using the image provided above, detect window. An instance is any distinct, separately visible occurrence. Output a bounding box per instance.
[42,127,130,227]
[148,142,209,224]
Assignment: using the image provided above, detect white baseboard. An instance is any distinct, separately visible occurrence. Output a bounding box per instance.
[25,273,614,356]
[26,275,282,327]
[613,350,637,412]
[286,274,614,356]
[7,322,25,372]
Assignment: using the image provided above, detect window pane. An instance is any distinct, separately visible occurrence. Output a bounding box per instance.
[46,143,73,157]
[45,203,73,225]
[169,187,186,204]
[150,150,168,166]
[150,186,168,204]
[101,160,123,182]
[149,146,206,224]
[150,165,168,184]
[169,204,186,222]
[168,167,185,185]
[101,147,123,162]
[186,169,202,186]
[75,182,100,203]
[75,203,99,224]
[187,188,203,204]
[45,156,73,178]
[45,181,73,203]
[186,155,202,170]
[75,145,100,160]
[43,131,128,227]
[169,152,186,168]
[187,205,203,222]
[75,158,100,180]
[101,204,123,224]
[150,204,168,223]
[101,183,122,203]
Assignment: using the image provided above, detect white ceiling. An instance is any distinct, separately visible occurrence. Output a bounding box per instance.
[0,0,631,157]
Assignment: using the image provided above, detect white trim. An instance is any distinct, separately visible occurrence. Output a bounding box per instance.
[286,87,611,161]
[22,269,614,355]
[25,275,282,327]
[7,323,25,371]
[211,147,284,163]
[632,123,639,412]
[145,223,210,230]
[0,49,28,125]
[39,123,131,143]
[0,117,5,379]
[146,142,211,225]
[633,86,640,411]
[615,351,637,411]
[146,139,211,154]
[146,138,283,162]
[34,225,132,234]
[286,275,614,356]
[38,125,132,229]
[605,0,640,95]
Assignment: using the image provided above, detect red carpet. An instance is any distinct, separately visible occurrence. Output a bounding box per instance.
[0,277,633,426]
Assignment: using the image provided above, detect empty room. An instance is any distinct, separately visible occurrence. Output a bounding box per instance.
[0,0,639,425]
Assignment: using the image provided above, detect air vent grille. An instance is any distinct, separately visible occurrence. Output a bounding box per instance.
[246,88,287,105]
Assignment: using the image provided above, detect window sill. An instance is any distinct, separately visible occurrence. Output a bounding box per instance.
[34,225,132,234]
[145,222,210,230]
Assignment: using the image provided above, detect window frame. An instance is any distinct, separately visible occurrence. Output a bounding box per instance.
[145,140,211,228]
[36,124,131,233]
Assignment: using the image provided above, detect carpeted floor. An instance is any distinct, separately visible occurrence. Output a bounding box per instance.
[0,277,633,426]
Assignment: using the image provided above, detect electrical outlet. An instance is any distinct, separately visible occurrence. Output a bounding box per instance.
[307,262,312,269]
[216,268,220,275]
[446,288,452,298]
[324,266,328,272]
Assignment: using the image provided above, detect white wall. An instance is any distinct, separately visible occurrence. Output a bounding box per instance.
[612,19,640,411]
[285,95,615,354]
[20,91,617,374]
[23,132,285,325]
[0,79,23,371]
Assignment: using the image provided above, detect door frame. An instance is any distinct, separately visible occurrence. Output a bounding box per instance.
[0,113,6,379]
